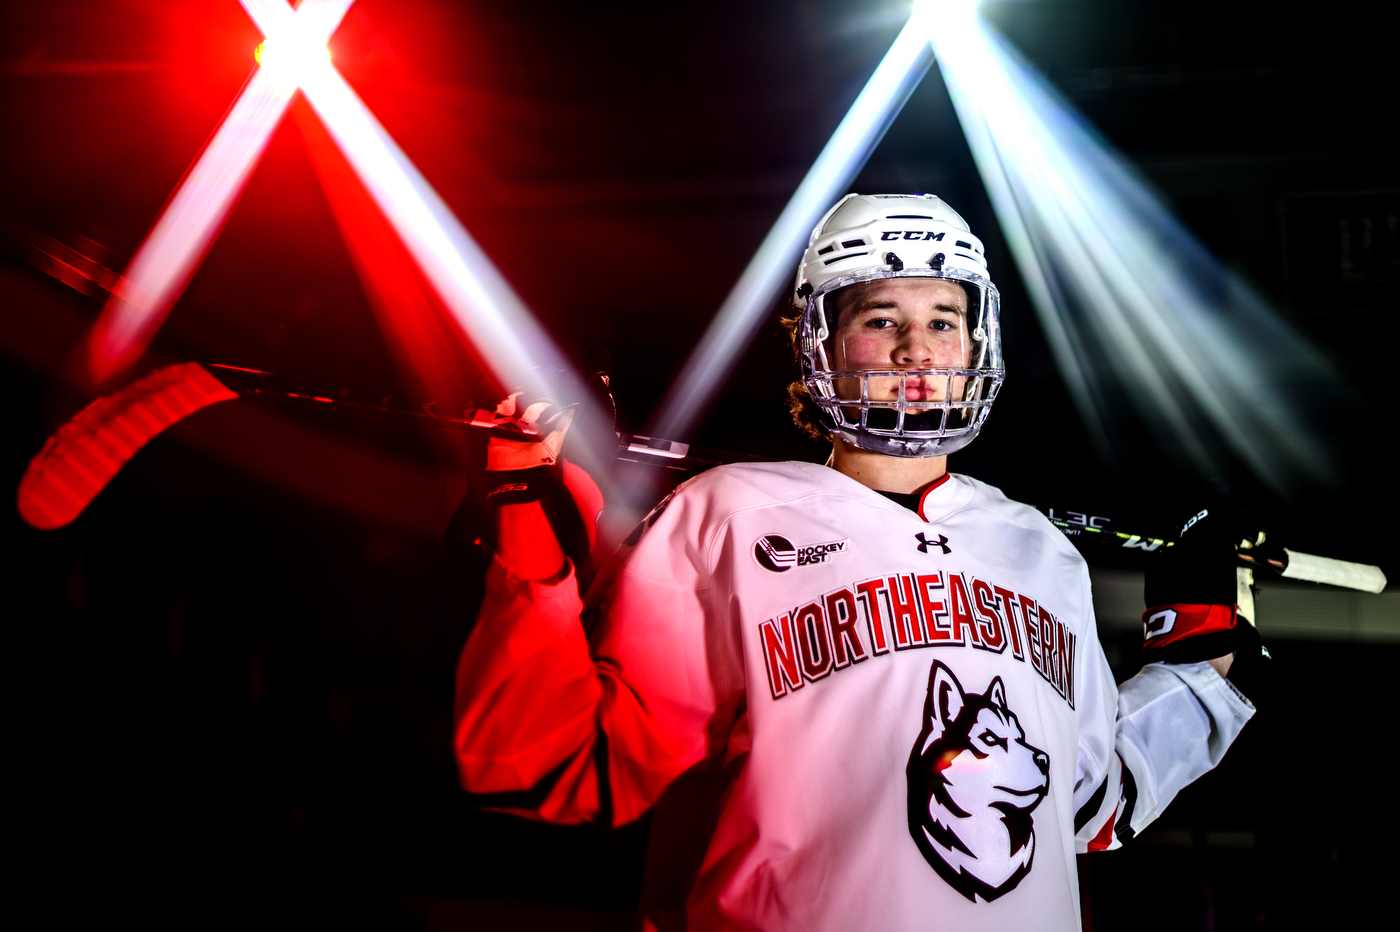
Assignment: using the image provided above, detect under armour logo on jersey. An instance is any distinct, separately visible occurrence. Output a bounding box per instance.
[916,532,951,554]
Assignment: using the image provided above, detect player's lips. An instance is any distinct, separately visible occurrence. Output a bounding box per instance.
[871,376,942,402]
[902,382,938,401]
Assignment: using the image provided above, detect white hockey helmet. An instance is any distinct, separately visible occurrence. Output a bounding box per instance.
[793,193,1003,458]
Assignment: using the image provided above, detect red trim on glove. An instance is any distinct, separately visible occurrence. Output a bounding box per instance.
[1142,603,1237,647]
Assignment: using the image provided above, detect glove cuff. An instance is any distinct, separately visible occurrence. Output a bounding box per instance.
[478,465,591,570]
[1144,602,1236,644]
[1142,603,1238,664]
[481,467,550,506]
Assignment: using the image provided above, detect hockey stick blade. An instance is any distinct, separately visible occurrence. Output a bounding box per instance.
[18,362,238,529]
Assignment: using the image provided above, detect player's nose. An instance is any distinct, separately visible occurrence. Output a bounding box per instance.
[894,327,934,366]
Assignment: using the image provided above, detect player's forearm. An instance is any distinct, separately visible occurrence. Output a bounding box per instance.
[1113,661,1254,834]
[494,501,568,582]
[453,558,603,819]
[1073,658,1253,852]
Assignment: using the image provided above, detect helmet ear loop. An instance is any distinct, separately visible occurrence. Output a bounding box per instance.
[805,294,861,434]
[811,294,836,385]
[969,291,989,370]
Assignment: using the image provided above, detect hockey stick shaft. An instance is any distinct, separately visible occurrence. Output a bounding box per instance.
[1046,513,1387,593]
[15,363,1391,594]
[204,365,759,469]
[16,362,757,529]
[218,375,1389,591]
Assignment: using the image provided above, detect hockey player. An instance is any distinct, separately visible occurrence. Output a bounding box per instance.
[453,194,1255,930]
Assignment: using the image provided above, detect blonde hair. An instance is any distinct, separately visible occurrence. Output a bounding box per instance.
[779,309,829,442]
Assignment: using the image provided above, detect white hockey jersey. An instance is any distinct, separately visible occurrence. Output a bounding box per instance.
[454,461,1255,931]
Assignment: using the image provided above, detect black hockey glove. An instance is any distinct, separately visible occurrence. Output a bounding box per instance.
[1141,494,1268,667]
[444,349,615,571]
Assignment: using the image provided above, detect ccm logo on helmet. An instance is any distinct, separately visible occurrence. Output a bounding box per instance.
[881,230,947,242]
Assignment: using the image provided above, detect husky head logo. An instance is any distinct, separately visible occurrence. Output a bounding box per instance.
[906,660,1050,902]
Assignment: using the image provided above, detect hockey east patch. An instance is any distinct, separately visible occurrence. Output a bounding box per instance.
[757,570,1077,709]
[753,535,849,573]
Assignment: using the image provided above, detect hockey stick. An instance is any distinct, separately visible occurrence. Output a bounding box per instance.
[1042,510,1387,593]
[17,363,237,529]
[15,362,1389,595]
[15,362,759,530]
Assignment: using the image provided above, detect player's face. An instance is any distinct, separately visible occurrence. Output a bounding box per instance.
[828,278,971,404]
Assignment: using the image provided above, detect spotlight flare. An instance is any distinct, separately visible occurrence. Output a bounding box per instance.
[84,0,354,385]
[82,0,584,438]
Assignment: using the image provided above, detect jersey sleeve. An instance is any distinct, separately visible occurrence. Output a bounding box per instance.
[452,479,743,827]
[1070,565,1256,853]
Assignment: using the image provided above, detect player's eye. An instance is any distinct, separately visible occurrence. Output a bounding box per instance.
[930,318,959,333]
[866,317,895,330]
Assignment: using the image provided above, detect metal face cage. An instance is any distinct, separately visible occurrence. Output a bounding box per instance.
[800,268,1005,458]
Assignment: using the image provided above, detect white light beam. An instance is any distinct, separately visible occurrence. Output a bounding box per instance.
[929,7,1341,488]
[647,5,936,441]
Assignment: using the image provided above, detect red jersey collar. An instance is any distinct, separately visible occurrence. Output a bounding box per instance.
[916,471,952,522]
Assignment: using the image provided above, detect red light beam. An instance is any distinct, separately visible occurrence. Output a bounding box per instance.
[85,0,584,417]
[294,100,484,414]
[84,0,352,386]
[291,47,579,403]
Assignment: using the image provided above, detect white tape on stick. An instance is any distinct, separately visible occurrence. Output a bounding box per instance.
[1281,549,1388,594]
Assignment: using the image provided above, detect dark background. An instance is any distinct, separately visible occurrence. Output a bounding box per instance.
[2,0,1395,928]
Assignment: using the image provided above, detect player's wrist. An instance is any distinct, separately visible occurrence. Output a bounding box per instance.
[1207,653,1234,678]
[495,501,569,581]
